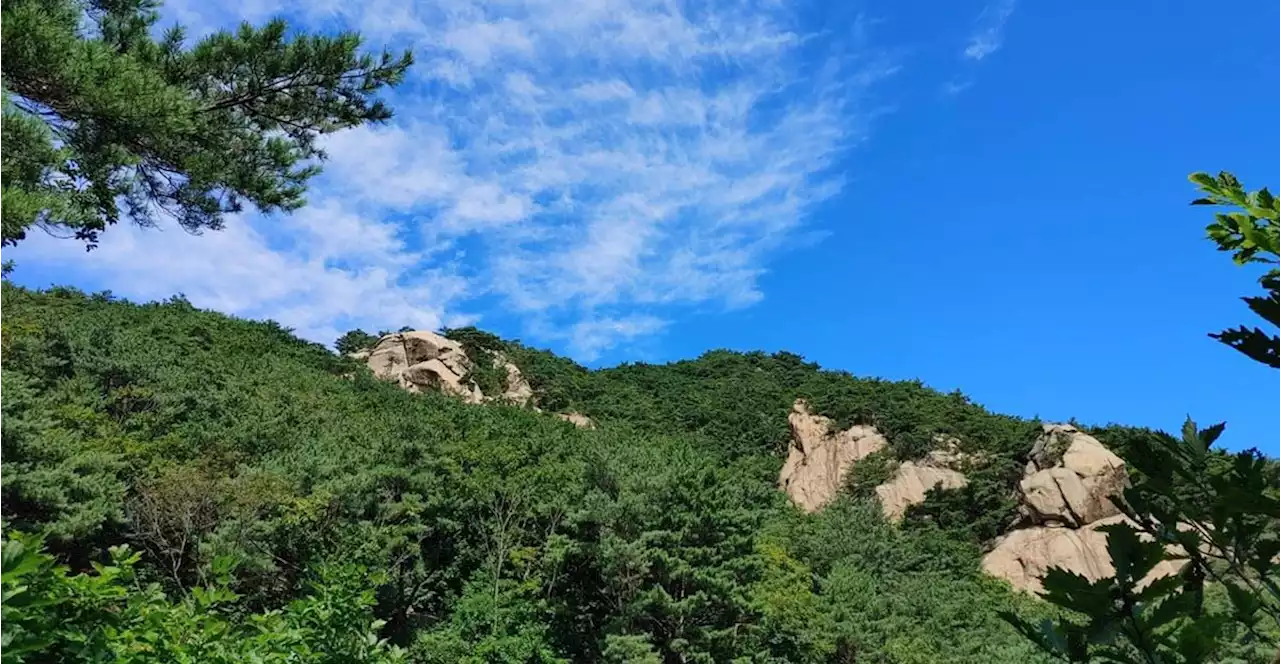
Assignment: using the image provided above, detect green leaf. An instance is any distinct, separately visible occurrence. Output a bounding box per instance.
[1251,539,1280,576]
[1223,581,1261,628]
[1135,572,1182,605]
[1189,172,1217,189]
[1179,418,1195,444]
[1196,422,1225,449]
[1144,588,1198,630]
[1175,613,1229,664]
[1098,521,1164,586]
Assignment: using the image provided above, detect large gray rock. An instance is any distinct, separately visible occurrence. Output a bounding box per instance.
[556,412,596,429]
[493,351,536,407]
[979,424,1187,595]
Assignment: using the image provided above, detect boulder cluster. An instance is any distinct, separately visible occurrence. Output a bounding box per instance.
[778,406,1183,594]
[982,424,1184,593]
[351,330,593,427]
[778,400,968,519]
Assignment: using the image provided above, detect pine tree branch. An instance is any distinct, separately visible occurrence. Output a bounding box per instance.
[196,65,399,115]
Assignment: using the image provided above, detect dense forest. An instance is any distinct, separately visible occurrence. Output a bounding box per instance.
[0,282,1050,662]
[3,278,1277,662]
[3,0,1278,660]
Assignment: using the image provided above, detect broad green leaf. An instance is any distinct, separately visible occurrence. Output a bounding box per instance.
[1189,172,1217,188]
[1254,186,1274,211]
[1223,581,1261,628]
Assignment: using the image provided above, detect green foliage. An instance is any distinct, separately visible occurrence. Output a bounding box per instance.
[510,346,1041,464]
[1190,171,1280,368]
[1004,420,1280,663]
[335,329,380,355]
[901,457,1023,544]
[0,0,412,248]
[510,349,1045,546]
[4,280,1272,662]
[782,498,1060,663]
[845,448,899,499]
[0,285,777,659]
[1,366,127,544]
[442,326,511,400]
[1,529,406,663]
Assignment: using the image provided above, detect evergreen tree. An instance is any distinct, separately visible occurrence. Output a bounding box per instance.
[0,0,412,248]
[335,328,379,355]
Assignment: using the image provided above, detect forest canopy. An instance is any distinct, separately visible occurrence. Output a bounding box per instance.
[0,282,1070,663]
[3,276,1276,662]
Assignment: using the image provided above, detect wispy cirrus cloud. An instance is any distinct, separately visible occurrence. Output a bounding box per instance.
[963,0,1017,61]
[11,0,896,360]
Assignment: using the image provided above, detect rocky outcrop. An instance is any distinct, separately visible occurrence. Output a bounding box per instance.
[983,424,1184,593]
[875,461,968,522]
[557,412,596,429]
[777,401,973,517]
[983,515,1186,594]
[779,400,887,512]
[1020,424,1127,527]
[357,331,534,406]
[492,351,536,407]
[364,331,483,403]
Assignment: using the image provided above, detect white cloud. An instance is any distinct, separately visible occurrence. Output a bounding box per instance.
[11,206,471,346]
[571,315,666,361]
[557,315,668,361]
[23,0,896,357]
[443,19,535,67]
[963,0,1017,61]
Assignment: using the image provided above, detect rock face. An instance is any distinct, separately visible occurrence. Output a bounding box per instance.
[983,515,1186,594]
[358,331,534,406]
[556,412,596,429]
[364,331,483,403]
[982,424,1183,593]
[875,461,968,522]
[777,401,970,517]
[1020,424,1127,527]
[492,351,536,407]
[779,400,887,512]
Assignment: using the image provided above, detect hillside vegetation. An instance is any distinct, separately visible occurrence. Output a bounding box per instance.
[4,0,1277,659]
[1,282,1071,663]
[4,281,1276,663]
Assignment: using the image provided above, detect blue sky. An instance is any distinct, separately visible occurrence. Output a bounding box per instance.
[7,0,1277,451]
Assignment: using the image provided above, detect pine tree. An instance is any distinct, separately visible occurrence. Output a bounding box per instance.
[334,328,379,355]
[0,0,412,248]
